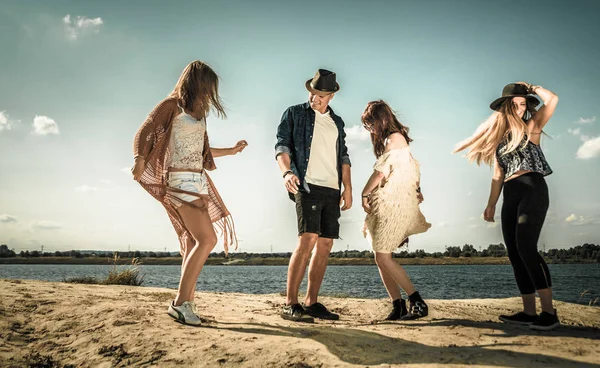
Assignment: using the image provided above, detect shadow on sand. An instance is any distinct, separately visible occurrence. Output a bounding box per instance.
[213,320,598,367]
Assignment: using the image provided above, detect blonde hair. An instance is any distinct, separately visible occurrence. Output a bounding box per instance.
[168,60,226,119]
[453,99,536,166]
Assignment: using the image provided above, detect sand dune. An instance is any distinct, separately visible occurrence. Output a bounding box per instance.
[1,279,599,367]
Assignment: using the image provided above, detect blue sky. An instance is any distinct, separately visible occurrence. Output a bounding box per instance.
[0,0,599,253]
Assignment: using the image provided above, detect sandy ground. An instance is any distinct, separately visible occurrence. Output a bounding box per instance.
[1,279,599,368]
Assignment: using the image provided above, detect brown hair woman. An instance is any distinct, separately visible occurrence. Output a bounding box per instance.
[132,60,247,326]
[360,100,431,320]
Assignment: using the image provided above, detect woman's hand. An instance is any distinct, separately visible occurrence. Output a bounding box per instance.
[362,195,372,214]
[230,140,248,155]
[131,158,145,182]
[483,204,496,222]
[417,191,424,204]
[516,81,536,93]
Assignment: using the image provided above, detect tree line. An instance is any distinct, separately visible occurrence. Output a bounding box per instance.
[2,243,599,262]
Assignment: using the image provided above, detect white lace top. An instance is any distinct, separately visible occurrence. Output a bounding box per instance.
[167,109,206,171]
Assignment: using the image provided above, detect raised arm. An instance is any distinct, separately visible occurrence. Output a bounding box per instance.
[523,83,559,131]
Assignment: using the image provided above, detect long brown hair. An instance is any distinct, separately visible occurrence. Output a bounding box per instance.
[168,60,226,119]
[361,100,413,158]
[453,98,537,166]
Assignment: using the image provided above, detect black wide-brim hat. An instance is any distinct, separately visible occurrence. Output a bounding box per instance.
[305,69,340,95]
[490,83,540,111]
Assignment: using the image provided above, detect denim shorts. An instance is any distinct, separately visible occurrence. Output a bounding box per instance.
[167,171,208,207]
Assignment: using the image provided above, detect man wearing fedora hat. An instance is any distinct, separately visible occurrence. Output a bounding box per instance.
[275,68,352,322]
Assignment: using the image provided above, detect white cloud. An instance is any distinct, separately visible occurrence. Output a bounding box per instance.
[577,116,596,125]
[345,125,370,141]
[0,214,18,223]
[438,222,447,227]
[75,185,101,193]
[121,167,131,174]
[564,214,597,226]
[32,115,59,135]
[100,179,113,185]
[576,136,600,159]
[467,191,472,196]
[31,221,62,230]
[568,127,581,136]
[565,214,578,222]
[0,111,15,132]
[64,14,104,40]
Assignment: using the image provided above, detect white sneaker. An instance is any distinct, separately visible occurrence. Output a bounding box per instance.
[168,301,202,326]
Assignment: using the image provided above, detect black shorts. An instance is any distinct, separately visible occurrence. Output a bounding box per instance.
[295,184,341,239]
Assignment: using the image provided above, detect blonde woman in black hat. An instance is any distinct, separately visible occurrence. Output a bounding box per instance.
[454,82,559,331]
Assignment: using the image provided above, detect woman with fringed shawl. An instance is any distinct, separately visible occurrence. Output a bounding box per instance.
[132,60,247,326]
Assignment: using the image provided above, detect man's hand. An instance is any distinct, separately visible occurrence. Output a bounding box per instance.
[283,172,300,194]
[340,188,353,211]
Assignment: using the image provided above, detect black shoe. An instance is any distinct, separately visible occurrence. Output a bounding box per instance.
[303,302,339,320]
[499,311,538,325]
[385,299,408,321]
[281,303,314,323]
[530,310,560,331]
[401,300,428,320]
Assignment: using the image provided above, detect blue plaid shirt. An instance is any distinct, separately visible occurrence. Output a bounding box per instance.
[275,102,351,195]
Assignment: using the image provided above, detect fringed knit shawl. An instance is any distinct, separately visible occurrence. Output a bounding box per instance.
[133,97,237,255]
[363,148,431,253]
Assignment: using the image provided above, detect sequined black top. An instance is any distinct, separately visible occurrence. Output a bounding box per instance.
[496,136,552,178]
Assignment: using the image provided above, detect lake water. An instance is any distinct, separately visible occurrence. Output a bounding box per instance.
[1,264,598,306]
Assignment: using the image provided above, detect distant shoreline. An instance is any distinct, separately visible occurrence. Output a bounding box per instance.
[1,256,597,266]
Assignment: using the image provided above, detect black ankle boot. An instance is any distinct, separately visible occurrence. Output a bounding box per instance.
[402,291,429,320]
[385,298,408,320]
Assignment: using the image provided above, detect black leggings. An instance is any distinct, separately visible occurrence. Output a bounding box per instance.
[501,172,552,295]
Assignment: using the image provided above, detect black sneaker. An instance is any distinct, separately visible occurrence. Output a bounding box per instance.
[499,311,538,325]
[281,304,314,323]
[401,300,428,320]
[303,302,339,320]
[385,299,408,321]
[530,310,560,331]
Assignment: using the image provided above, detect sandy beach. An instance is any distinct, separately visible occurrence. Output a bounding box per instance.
[1,279,599,368]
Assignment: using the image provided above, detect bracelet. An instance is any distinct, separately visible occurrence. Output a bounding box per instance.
[282,170,293,179]
[362,193,371,198]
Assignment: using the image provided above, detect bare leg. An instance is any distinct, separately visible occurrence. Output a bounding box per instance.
[173,199,217,306]
[537,288,555,314]
[286,233,318,305]
[374,252,416,296]
[377,264,402,301]
[304,237,333,306]
[179,234,197,302]
[520,293,536,315]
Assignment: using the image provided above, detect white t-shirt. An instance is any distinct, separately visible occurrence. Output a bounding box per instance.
[305,109,339,190]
